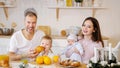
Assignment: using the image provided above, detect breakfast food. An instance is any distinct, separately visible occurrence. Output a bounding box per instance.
[43,56,51,65]
[36,56,44,64]
[60,59,81,67]
[70,61,80,67]
[35,46,45,53]
[36,56,51,65]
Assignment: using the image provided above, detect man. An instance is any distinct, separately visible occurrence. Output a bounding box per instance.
[8,8,45,61]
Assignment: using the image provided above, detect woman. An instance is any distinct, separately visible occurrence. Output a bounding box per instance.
[78,17,104,64]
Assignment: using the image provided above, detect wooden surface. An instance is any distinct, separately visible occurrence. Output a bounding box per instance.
[10,61,86,68]
[55,63,86,68]
[28,62,86,68]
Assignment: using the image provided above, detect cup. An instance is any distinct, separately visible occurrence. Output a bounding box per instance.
[0,54,9,67]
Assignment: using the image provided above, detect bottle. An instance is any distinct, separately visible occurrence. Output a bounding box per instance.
[66,0,72,7]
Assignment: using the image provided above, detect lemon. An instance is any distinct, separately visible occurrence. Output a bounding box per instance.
[44,56,51,65]
[53,55,59,63]
[36,56,44,64]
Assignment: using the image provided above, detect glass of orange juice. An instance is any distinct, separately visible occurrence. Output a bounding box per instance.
[0,54,9,67]
[53,55,60,63]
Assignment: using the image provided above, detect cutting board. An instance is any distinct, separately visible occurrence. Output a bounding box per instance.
[37,26,51,36]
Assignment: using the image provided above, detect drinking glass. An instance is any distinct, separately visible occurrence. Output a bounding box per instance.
[0,48,9,67]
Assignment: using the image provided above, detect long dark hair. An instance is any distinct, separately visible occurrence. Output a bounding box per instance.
[82,17,104,47]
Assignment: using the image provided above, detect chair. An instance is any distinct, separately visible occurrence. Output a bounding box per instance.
[113,41,120,62]
[37,26,51,36]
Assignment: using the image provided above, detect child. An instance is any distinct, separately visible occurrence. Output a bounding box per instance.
[60,34,84,62]
[39,35,53,56]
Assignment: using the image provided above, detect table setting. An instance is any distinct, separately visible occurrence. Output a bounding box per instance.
[87,43,120,68]
[0,54,86,68]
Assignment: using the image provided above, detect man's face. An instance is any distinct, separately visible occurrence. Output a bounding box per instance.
[24,15,37,33]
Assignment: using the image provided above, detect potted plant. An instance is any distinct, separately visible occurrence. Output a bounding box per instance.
[75,0,83,3]
[75,0,83,7]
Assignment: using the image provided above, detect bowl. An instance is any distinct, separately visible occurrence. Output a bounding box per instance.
[0,28,3,35]
[2,28,14,35]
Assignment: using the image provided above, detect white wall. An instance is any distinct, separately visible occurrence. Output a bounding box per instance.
[0,0,120,46]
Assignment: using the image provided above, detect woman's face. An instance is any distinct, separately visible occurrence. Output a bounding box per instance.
[82,20,95,36]
[24,15,37,34]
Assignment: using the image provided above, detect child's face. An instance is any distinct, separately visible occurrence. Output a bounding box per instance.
[41,39,51,48]
[67,39,75,45]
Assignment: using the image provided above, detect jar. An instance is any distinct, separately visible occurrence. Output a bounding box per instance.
[66,0,72,7]
[0,55,9,67]
[83,0,92,7]
[58,0,65,7]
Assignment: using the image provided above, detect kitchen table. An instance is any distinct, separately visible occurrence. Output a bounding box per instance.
[9,61,86,68]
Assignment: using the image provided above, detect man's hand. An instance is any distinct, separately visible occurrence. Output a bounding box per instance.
[27,49,39,58]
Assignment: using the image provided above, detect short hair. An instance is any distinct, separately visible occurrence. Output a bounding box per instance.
[24,8,37,18]
[41,35,52,43]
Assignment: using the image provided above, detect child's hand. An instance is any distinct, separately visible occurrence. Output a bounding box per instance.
[73,47,79,54]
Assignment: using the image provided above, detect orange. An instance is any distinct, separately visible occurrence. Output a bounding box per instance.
[35,46,45,53]
[36,56,44,64]
[44,56,51,65]
[53,55,59,63]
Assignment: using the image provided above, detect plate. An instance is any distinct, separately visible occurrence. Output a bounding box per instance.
[59,62,80,68]
[59,64,80,68]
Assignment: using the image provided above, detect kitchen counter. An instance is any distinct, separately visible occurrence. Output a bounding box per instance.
[51,35,109,40]
[0,35,67,39]
[0,35,109,40]
[0,35,11,38]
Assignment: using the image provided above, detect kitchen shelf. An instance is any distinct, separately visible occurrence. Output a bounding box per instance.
[48,6,106,9]
[48,6,106,20]
[0,5,15,7]
[0,2,16,20]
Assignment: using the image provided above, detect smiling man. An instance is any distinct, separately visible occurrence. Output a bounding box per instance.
[8,8,45,61]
